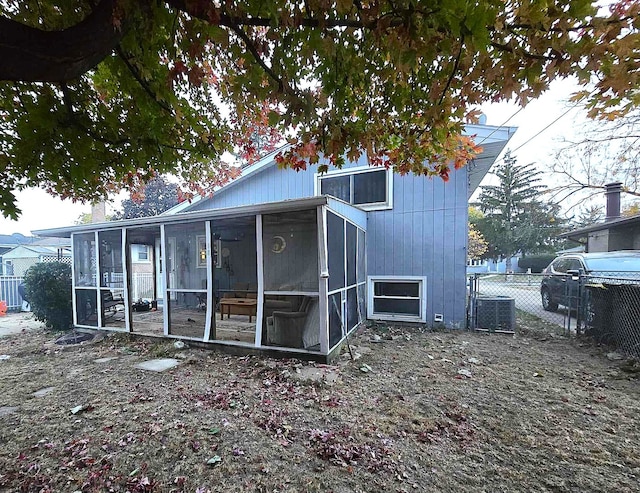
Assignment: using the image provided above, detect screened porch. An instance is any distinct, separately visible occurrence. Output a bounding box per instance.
[43,197,367,359]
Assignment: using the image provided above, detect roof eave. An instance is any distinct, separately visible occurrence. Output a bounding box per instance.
[560,214,640,239]
[33,196,332,238]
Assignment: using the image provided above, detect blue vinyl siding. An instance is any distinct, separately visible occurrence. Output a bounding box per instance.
[190,154,469,327]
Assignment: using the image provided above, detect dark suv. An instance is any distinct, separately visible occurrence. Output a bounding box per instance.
[541,251,640,311]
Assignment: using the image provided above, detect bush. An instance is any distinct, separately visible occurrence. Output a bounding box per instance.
[24,262,73,331]
[518,254,556,273]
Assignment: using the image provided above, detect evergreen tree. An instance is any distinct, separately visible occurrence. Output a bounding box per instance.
[112,176,179,220]
[475,152,567,271]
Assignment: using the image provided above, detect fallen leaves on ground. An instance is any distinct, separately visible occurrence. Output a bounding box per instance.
[0,320,639,492]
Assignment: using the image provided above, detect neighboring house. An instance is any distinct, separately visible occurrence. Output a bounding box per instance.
[562,183,640,252]
[2,238,71,276]
[34,124,515,361]
[0,233,37,275]
[466,255,523,274]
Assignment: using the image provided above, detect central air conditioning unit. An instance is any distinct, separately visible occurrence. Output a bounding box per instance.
[473,296,516,333]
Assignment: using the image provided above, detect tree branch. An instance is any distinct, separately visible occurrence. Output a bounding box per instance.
[60,83,129,146]
[0,0,126,82]
[224,17,292,96]
[116,46,174,114]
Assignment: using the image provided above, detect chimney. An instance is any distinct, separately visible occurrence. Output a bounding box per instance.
[605,182,622,221]
[91,201,106,223]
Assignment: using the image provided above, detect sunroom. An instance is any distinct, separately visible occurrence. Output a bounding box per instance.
[35,196,367,361]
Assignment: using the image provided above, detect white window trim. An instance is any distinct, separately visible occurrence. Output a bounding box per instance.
[314,165,393,211]
[367,275,427,323]
[132,244,151,264]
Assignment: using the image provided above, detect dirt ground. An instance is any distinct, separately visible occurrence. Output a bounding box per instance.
[1,314,640,492]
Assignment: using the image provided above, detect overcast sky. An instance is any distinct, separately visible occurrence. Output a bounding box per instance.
[0,77,589,237]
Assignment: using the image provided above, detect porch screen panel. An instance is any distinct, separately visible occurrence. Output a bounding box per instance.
[76,289,98,327]
[327,212,345,292]
[346,223,357,287]
[99,230,125,329]
[164,222,207,339]
[167,295,206,339]
[346,287,358,332]
[74,233,96,287]
[357,229,366,283]
[210,215,257,296]
[357,283,366,322]
[164,223,207,290]
[328,293,343,348]
[262,210,318,292]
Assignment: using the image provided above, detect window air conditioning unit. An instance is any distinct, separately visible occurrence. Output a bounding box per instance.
[474,296,516,333]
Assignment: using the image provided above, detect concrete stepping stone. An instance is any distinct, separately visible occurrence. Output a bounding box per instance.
[33,387,56,398]
[293,366,340,385]
[94,357,118,364]
[136,358,180,372]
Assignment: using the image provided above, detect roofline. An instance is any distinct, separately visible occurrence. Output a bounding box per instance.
[165,144,292,215]
[560,214,640,239]
[33,196,332,238]
[176,124,518,213]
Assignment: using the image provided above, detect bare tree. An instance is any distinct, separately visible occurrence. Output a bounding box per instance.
[549,109,640,211]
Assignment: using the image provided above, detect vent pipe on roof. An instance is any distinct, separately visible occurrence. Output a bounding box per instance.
[605,182,622,221]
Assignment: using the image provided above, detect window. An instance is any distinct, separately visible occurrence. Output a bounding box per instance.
[317,167,392,210]
[132,244,150,263]
[367,276,426,322]
[467,259,487,267]
[196,236,222,269]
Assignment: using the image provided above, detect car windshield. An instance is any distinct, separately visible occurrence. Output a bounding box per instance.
[584,256,640,272]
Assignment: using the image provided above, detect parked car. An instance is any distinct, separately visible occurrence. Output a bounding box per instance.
[541,251,640,311]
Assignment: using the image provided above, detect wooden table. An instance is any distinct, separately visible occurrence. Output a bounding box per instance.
[219,298,258,322]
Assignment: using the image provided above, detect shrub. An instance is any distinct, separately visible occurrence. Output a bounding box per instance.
[518,254,556,273]
[24,262,73,331]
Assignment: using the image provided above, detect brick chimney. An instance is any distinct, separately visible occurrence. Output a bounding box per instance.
[605,182,622,221]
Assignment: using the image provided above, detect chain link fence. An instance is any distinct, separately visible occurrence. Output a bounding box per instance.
[467,271,640,359]
[580,275,640,359]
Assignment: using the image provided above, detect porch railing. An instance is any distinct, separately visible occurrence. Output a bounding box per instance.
[104,272,155,301]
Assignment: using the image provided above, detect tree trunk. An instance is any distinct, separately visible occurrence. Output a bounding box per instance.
[0,0,125,82]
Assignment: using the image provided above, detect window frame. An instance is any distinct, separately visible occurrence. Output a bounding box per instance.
[367,275,427,323]
[314,166,393,211]
[132,244,151,264]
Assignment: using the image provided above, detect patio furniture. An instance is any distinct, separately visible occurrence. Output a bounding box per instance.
[221,282,258,299]
[265,296,312,348]
[219,297,258,322]
[102,290,125,318]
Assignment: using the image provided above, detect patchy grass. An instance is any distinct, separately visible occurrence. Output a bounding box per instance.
[1,321,640,492]
[516,308,568,338]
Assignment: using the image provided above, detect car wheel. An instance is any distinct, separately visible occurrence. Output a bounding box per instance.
[541,288,558,311]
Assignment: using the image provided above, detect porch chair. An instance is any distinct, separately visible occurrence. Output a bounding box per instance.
[265,296,312,348]
[101,290,125,319]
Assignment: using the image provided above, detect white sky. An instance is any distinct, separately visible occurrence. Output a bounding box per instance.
[0,77,590,237]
